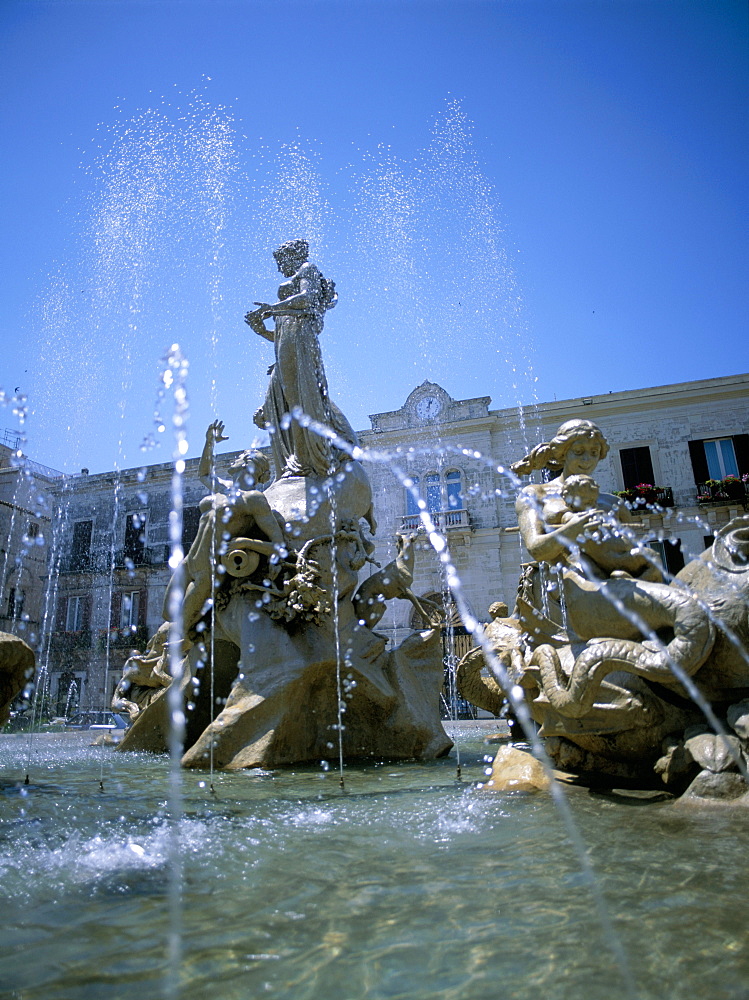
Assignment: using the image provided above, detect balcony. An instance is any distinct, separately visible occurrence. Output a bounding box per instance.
[614,486,674,513]
[98,625,149,650]
[696,478,748,507]
[49,630,92,652]
[113,545,170,569]
[400,509,472,533]
[59,545,170,574]
[60,553,95,574]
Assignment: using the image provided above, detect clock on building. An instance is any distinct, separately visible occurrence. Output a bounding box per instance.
[416,396,443,421]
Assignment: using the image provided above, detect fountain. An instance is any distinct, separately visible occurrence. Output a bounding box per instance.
[114,240,450,770]
[2,98,748,1000]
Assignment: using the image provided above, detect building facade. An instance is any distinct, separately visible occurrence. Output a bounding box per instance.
[42,452,252,713]
[358,373,749,651]
[20,372,749,713]
[0,429,59,663]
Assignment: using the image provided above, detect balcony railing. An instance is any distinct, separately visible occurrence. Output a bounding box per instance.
[98,625,149,650]
[49,630,92,652]
[696,480,748,506]
[113,546,170,569]
[400,508,471,532]
[60,545,170,574]
[614,486,674,512]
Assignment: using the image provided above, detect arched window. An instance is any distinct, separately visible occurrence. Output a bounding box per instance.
[445,470,462,510]
[405,476,420,516]
[404,470,466,518]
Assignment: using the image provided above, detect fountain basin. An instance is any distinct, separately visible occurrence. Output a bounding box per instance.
[2,725,747,999]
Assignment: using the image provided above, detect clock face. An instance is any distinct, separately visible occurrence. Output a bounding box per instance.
[416,396,443,420]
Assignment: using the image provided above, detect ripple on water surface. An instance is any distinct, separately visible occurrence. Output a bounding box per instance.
[0,731,747,1000]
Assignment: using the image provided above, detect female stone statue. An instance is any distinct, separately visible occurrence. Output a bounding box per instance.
[510,418,714,726]
[511,419,661,595]
[246,240,358,479]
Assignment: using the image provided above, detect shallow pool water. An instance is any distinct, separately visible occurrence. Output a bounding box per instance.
[1,724,746,1000]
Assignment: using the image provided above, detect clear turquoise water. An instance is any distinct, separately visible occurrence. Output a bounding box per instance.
[1,725,746,1000]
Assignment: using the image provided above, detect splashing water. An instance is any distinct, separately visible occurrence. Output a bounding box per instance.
[6,87,746,1000]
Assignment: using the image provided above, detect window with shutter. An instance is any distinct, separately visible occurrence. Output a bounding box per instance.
[619,446,654,489]
[71,520,92,570]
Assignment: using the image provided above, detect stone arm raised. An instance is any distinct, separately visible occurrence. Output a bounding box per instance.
[236,491,286,550]
[198,420,232,493]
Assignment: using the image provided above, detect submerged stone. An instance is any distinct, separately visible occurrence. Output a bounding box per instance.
[481,746,551,792]
[682,770,748,802]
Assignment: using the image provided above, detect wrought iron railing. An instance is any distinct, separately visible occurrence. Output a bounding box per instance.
[49,630,92,651]
[620,486,674,512]
[98,625,149,650]
[696,480,748,505]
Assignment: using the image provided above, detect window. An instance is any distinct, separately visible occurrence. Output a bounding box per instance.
[445,470,462,510]
[7,587,24,620]
[71,520,92,570]
[619,446,655,490]
[688,434,749,484]
[704,439,739,480]
[124,512,146,563]
[66,595,84,631]
[425,474,441,513]
[120,590,141,630]
[405,476,420,517]
[405,470,464,516]
[182,506,201,552]
[647,538,685,577]
[27,522,39,539]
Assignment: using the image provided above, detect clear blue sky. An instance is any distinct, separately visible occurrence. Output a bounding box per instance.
[1,0,747,473]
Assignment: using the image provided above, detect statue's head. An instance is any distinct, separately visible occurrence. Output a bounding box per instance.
[553,420,609,476]
[488,601,509,620]
[229,449,271,488]
[511,418,609,477]
[561,473,600,511]
[273,239,309,276]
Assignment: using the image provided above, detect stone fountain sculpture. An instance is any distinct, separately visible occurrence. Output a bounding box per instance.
[0,631,35,727]
[117,241,451,769]
[458,419,749,799]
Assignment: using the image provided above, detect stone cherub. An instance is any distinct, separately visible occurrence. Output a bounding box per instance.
[548,473,663,582]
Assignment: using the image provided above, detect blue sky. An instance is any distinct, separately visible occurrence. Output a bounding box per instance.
[1,0,747,473]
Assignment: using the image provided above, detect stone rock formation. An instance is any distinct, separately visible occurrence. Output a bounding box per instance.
[479,745,550,793]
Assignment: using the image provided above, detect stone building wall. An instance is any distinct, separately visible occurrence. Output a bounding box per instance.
[45,451,248,712]
[0,434,59,659]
